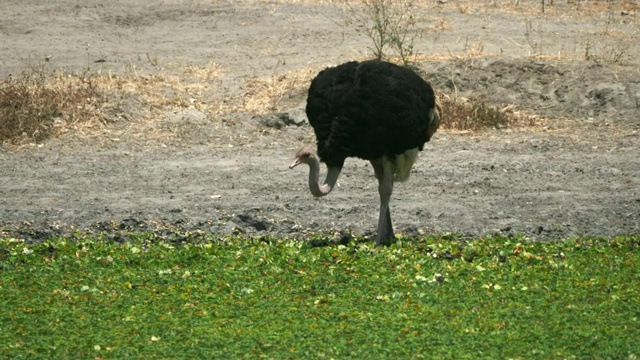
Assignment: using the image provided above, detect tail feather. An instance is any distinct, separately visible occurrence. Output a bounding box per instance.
[384,148,419,182]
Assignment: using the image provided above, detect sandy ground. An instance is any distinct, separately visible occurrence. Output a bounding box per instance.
[1,0,639,242]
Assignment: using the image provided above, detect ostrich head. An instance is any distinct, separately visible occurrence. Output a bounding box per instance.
[289,146,340,197]
[289,146,316,169]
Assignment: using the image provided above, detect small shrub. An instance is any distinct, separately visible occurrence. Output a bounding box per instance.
[438,93,530,131]
[343,0,419,65]
[0,63,105,144]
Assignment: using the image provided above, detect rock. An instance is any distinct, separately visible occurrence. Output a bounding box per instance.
[223,220,242,234]
[588,83,626,104]
[280,109,307,126]
[163,108,207,124]
[255,110,307,129]
[235,213,269,231]
[256,114,284,129]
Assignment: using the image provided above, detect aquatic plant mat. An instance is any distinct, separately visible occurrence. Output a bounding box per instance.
[1,234,638,358]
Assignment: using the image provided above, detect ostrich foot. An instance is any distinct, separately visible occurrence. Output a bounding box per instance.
[375,206,395,246]
[375,231,396,246]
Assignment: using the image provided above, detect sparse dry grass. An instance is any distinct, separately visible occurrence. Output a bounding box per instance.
[0,57,548,148]
[0,65,106,145]
[364,0,637,65]
[413,0,639,16]
[0,59,325,147]
[580,10,637,65]
[515,3,638,65]
[235,0,639,16]
[96,61,223,112]
[0,61,225,146]
[218,65,321,115]
[438,92,542,132]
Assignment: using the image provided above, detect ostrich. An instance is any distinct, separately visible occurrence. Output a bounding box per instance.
[289,60,441,246]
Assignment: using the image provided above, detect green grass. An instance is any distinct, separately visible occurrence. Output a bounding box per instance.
[1,234,638,359]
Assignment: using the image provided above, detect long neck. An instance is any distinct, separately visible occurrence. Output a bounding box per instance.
[308,156,341,197]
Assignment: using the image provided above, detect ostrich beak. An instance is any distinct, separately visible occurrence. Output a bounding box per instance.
[289,157,302,169]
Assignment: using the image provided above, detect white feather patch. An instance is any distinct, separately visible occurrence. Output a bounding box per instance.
[384,148,419,182]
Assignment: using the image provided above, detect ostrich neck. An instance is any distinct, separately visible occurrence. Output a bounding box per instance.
[308,157,341,197]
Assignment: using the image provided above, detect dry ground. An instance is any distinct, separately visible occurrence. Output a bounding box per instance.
[1,0,639,242]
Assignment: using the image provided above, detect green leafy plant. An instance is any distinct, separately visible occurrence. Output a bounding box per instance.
[1,234,638,359]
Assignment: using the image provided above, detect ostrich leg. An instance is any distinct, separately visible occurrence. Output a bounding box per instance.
[371,159,395,245]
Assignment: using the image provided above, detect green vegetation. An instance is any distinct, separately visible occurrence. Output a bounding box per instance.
[1,234,638,359]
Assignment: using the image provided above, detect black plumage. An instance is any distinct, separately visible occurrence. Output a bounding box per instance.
[306,60,438,168]
[290,60,440,245]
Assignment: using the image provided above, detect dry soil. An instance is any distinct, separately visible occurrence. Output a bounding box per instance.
[1,0,639,242]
